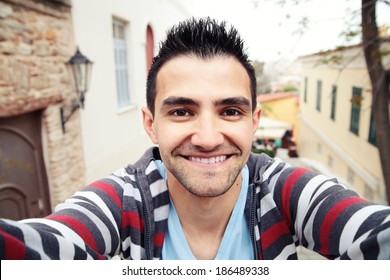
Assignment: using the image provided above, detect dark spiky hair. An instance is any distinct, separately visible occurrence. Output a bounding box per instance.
[146,17,256,115]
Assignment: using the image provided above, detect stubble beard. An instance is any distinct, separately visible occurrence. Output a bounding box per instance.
[164,145,244,198]
[171,163,243,197]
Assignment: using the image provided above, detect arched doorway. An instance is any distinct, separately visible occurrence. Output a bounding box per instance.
[146,25,154,73]
[0,110,51,220]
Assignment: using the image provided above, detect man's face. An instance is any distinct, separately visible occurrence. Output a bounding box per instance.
[142,55,261,197]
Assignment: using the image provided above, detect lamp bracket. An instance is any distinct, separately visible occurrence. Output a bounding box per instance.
[60,98,82,134]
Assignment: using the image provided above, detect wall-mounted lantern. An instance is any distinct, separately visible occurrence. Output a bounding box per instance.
[61,47,93,133]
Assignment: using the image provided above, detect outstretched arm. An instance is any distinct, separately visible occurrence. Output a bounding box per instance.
[0,177,124,260]
[273,167,390,259]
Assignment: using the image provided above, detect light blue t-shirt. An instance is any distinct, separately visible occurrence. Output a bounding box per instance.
[155,161,254,260]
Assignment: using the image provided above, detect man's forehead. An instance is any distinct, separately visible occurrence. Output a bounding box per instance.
[156,54,245,76]
[153,54,253,111]
[155,55,251,90]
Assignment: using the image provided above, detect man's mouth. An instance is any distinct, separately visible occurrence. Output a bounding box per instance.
[187,155,228,164]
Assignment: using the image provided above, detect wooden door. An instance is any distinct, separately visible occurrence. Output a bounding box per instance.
[0,110,51,220]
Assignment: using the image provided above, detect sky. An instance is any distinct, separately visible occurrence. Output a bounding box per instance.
[175,0,390,63]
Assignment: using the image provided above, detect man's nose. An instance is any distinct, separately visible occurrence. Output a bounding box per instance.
[190,115,224,150]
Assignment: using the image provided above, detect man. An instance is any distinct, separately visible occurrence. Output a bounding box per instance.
[1,17,389,260]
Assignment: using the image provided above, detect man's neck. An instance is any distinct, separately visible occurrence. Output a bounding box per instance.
[167,174,242,259]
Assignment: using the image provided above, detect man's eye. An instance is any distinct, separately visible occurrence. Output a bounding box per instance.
[171,109,190,117]
[222,109,240,116]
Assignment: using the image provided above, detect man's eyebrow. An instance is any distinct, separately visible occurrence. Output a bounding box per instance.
[160,96,251,110]
[214,97,251,108]
[161,96,199,108]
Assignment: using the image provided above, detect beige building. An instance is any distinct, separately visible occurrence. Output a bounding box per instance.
[298,42,390,204]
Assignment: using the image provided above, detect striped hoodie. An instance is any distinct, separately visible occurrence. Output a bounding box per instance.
[0,147,389,259]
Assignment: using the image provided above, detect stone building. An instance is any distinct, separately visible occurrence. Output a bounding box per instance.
[0,0,85,219]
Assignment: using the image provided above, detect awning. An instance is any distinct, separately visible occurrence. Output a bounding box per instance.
[254,117,293,140]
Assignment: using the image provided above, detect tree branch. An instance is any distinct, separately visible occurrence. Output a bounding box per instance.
[379,0,390,6]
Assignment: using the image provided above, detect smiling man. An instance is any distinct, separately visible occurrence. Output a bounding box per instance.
[0,17,389,260]
[142,54,260,259]
[144,56,258,197]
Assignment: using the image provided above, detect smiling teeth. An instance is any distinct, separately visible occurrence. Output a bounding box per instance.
[189,156,227,164]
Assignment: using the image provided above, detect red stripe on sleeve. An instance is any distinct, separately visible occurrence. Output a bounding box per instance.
[261,221,290,250]
[2,231,26,259]
[90,181,122,209]
[281,168,309,226]
[153,232,166,247]
[319,196,366,255]
[47,214,98,252]
[121,211,145,232]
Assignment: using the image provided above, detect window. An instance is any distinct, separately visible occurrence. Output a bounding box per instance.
[349,87,362,135]
[113,18,131,108]
[316,80,322,111]
[368,110,377,146]
[330,85,337,120]
[304,77,308,103]
[145,25,154,73]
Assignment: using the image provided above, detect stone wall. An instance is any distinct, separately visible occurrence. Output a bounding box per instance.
[0,0,86,208]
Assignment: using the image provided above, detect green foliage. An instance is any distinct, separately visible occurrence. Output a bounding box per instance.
[253,60,271,94]
[315,54,344,66]
[283,85,298,92]
[252,147,275,158]
[350,95,364,107]
[339,28,361,42]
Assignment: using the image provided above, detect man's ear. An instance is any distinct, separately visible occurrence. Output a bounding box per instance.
[141,106,158,144]
[252,107,262,134]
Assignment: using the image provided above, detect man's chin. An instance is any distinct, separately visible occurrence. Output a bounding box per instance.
[179,176,238,198]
